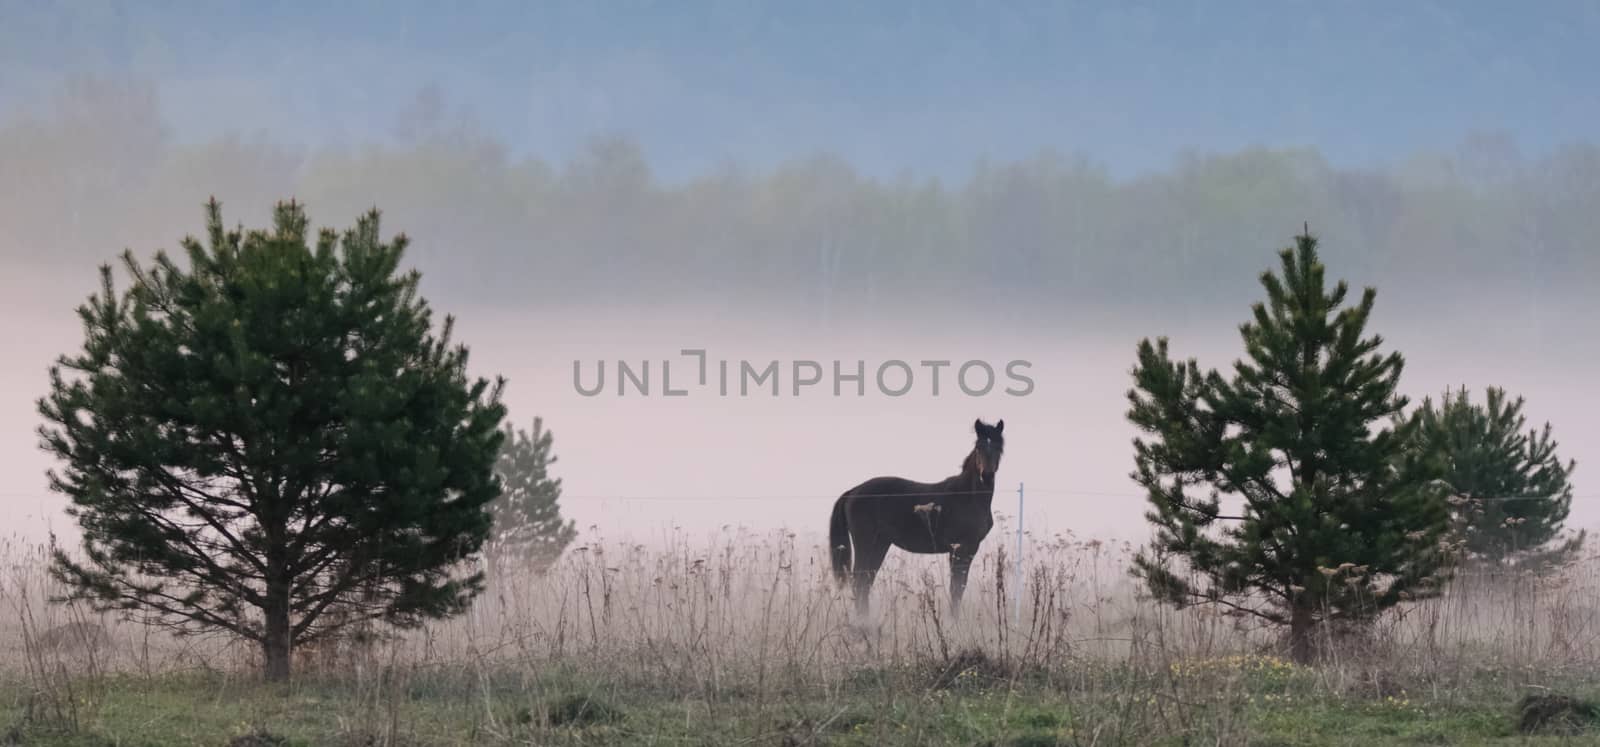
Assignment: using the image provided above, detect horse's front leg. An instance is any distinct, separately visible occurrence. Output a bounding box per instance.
[948,548,975,618]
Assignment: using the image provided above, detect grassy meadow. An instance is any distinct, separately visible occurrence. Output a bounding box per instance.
[3,526,1599,746]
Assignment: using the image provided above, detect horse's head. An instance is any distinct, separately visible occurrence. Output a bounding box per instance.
[970,418,1005,485]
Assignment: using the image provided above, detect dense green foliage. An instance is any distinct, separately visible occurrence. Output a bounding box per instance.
[1127,230,1453,662]
[1411,387,1582,568]
[487,417,576,574]
[37,199,507,680]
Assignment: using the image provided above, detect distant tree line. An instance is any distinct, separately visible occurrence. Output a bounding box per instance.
[4,79,1597,320]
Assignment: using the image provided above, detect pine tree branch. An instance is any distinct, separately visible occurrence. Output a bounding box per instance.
[292,549,389,640]
[1173,588,1287,625]
[62,567,257,642]
[146,466,267,577]
[1151,489,1246,522]
[285,486,343,567]
[98,497,267,607]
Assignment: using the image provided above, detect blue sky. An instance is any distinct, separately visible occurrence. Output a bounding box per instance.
[2,0,1597,181]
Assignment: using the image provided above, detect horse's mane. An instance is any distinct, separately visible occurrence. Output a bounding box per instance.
[961,449,979,475]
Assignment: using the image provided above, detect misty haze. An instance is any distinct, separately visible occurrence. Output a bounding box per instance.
[3,80,1596,549]
[3,3,1599,742]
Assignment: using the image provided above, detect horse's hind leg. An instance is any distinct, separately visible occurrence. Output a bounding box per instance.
[851,536,891,619]
[949,551,975,618]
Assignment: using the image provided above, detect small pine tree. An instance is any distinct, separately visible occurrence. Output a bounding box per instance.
[1127,227,1453,663]
[486,417,576,575]
[1411,386,1582,569]
[39,199,506,681]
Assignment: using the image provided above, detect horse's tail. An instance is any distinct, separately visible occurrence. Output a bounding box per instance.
[829,493,852,585]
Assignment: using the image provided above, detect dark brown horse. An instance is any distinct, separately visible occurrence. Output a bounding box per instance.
[829,419,1004,618]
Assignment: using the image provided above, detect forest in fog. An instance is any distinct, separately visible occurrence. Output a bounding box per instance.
[3,77,1597,323]
[7,6,1600,740]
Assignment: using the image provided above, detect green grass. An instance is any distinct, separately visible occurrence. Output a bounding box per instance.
[2,661,1596,746]
[7,535,1600,745]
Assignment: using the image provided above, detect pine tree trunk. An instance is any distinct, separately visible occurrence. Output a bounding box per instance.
[263,577,293,682]
[1288,604,1315,665]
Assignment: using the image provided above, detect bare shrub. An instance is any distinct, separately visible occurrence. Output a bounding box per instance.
[31,621,111,654]
[4,524,1600,743]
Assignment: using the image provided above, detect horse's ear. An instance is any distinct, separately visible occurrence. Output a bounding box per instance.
[973,418,984,434]
[995,419,1004,434]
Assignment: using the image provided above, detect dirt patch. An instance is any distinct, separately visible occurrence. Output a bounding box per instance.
[1517,692,1600,735]
[546,694,624,727]
[226,729,287,747]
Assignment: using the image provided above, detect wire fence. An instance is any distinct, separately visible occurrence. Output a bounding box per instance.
[0,489,1594,503]
[552,490,1598,503]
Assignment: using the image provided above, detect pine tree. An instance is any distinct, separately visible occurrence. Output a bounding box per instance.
[1411,386,1581,569]
[486,416,576,575]
[38,199,507,681]
[1126,228,1452,663]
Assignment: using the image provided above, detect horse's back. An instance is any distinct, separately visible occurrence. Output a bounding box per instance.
[842,476,937,503]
